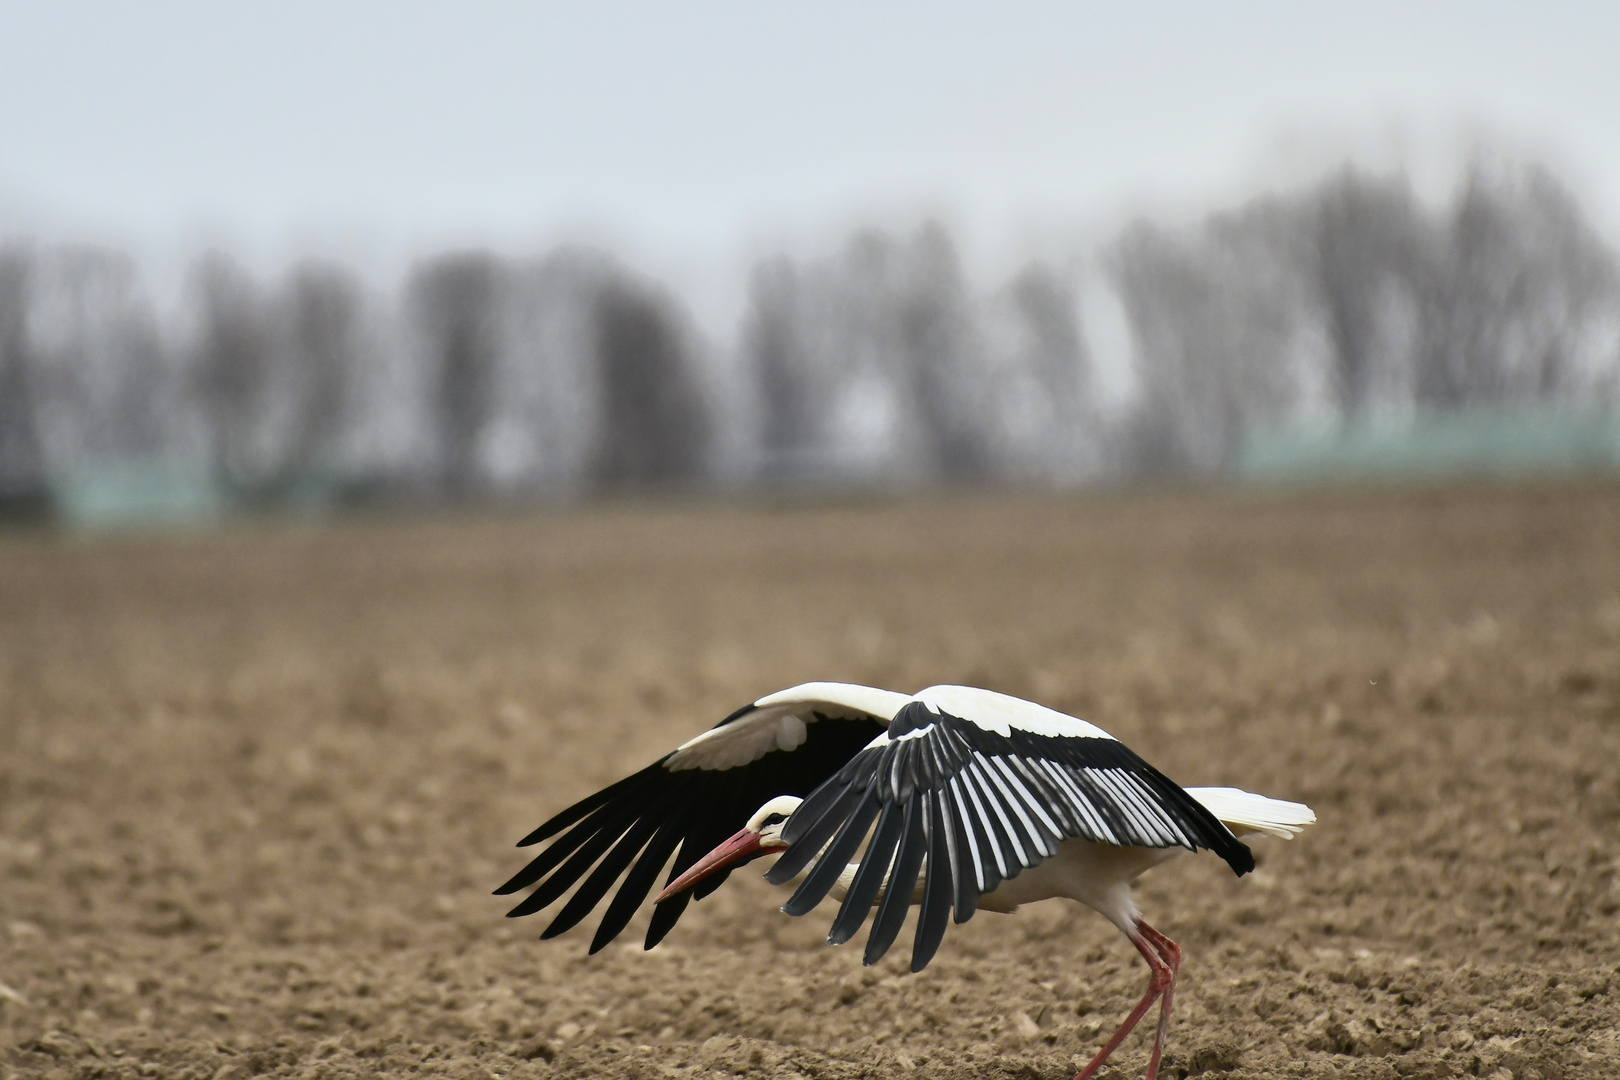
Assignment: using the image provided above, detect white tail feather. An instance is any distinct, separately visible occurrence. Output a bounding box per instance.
[1187,787,1316,840]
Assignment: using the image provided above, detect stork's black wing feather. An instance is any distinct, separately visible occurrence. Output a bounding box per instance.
[496,700,889,952]
[765,700,1252,973]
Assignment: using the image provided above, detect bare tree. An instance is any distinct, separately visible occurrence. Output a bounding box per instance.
[487,249,611,493]
[589,277,711,490]
[408,252,502,494]
[739,223,996,485]
[1005,264,1089,408]
[742,256,821,474]
[190,252,272,488]
[981,262,1095,478]
[0,247,44,503]
[15,247,174,486]
[273,260,362,486]
[890,222,989,480]
[1416,160,1620,408]
[1110,209,1310,474]
[1306,168,1430,416]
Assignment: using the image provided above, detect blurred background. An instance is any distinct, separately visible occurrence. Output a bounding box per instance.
[2,2,1618,524]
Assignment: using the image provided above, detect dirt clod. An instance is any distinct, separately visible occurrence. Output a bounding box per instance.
[1183,1041,1241,1074]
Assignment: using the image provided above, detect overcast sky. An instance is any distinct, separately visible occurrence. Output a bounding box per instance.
[2,0,1616,341]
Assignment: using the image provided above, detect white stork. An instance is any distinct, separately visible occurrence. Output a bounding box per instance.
[497,683,1314,1080]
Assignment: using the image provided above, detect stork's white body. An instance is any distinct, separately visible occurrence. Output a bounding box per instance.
[790,783,1313,930]
[973,835,1181,923]
[812,833,1176,923]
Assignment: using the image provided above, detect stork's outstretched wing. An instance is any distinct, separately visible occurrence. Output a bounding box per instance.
[764,685,1253,973]
[495,682,907,952]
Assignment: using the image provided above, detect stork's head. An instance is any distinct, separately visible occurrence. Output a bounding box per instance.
[655,795,802,903]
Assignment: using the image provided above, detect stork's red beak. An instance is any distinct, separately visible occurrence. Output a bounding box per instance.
[656,827,767,904]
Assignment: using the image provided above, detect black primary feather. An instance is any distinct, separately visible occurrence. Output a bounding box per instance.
[944,782,981,922]
[496,794,639,896]
[540,781,684,940]
[591,807,694,952]
[911,792,954,970]
[498,704,886,950]
[865,796,928,965]
[503,801,644,916]
[827,800,904,946]
[781,789,880,916]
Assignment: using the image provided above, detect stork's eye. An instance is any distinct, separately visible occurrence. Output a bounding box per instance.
[762,813,787,827]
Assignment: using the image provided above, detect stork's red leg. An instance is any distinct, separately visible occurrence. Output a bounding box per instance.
[1073,922,1175,1080]
[1135,920,1179,970]
[1134,921,1181,1080]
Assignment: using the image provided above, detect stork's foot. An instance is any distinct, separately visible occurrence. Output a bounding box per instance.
[1072,919,1180,1080]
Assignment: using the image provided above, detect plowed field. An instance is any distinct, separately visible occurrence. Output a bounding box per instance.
[3,484,1619,1079]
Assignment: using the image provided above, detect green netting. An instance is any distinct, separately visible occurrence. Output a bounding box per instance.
[53,467,229,529]
[1239,407,1620,481]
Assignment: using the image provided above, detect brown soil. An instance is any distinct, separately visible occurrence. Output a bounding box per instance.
[3,485,1620,1080]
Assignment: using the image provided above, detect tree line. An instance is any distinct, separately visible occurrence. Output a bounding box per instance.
[1,156,1617,511]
